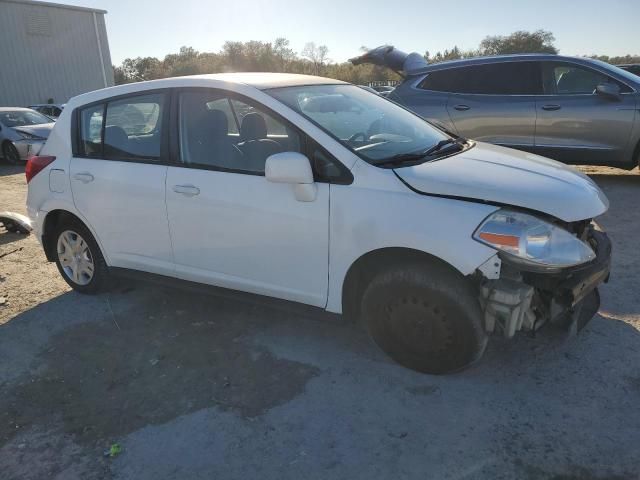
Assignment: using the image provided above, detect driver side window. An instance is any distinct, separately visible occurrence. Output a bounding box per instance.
[544,62,630,95]
[178,90,301,174]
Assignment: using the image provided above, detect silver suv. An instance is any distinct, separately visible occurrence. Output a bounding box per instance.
[352,47,640,169]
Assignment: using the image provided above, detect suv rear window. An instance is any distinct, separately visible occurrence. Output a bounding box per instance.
[418,61,542,95]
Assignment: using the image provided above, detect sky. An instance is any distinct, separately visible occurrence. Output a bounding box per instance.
[62,0,640,65]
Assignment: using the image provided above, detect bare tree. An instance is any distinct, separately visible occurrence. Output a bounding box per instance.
[302,42,330,75]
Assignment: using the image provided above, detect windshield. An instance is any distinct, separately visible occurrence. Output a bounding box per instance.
[0,110,52,128]
[266,84,451,164]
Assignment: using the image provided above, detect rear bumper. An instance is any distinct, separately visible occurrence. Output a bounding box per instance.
[26,206,46,245]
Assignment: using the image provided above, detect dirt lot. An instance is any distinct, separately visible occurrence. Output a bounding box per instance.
[1,163,639,480]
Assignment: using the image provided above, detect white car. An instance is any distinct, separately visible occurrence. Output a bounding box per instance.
[26,73,612,374]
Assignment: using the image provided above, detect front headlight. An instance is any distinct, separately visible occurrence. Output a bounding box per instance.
[473,209,595,269]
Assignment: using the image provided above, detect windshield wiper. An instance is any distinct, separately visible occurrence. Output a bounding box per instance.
[375,138,465,167]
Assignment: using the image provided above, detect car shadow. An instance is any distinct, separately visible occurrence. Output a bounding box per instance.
[1,271,640,476]
[0,230,30,247]
[0,163,24,177]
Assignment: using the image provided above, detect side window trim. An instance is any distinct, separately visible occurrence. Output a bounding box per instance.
[171,87,347,182]
[72,88,171,164]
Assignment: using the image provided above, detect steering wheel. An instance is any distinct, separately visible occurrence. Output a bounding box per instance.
[348,132,367,143]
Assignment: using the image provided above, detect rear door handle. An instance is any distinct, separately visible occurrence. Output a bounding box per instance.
[172,184,200,197]
[73,172,94,183]
[541,104,562,111]
[453,104,470,111]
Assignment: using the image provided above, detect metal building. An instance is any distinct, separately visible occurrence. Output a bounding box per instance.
[0,0,113,107]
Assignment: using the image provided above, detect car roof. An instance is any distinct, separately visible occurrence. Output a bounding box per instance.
[67,72,348,109]
[193,72,347,89]
[412,54,620,73]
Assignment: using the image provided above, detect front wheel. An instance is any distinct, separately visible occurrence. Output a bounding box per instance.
[2,142,20,165]
[361,261,487,374]
[53,217,108,294]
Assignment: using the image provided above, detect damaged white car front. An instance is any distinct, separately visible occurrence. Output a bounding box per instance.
[473,209,611,337]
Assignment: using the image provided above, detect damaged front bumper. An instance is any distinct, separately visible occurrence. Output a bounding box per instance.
[476,225,611,338]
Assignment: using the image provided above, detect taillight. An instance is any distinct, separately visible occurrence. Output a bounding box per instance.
[25,155,56,183]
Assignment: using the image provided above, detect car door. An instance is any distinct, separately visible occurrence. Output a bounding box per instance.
[70,91,174,275]
[391,80,453,132]
[534,61,637,165]
[438,61,541,149]
[165,88,330,307]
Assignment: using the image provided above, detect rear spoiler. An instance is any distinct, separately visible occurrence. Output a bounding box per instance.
[349,45,429,77]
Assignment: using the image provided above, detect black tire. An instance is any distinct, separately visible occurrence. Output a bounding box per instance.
[2,142,21,165]
[52,216,109,294]
[361,261,487,374]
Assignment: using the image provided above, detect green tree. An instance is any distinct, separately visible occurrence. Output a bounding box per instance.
[479,30,558,55]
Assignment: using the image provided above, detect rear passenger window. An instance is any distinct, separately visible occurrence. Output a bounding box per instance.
[76,92,165,160]
[419,62,542,95]
[79,104,104,156]
[104,94,164,159]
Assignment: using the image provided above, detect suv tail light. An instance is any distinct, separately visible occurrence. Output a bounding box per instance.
[25,155,56,183]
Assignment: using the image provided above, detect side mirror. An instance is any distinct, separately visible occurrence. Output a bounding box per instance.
[265,152,317,202]
[595,83,620,100]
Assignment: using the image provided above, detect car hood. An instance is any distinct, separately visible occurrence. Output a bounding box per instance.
[394,142,609,222]
[13,123,54,139]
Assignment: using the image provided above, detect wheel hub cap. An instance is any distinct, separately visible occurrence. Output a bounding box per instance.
[57,230,94,286]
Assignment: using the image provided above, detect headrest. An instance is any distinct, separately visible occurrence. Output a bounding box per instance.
[104,125,128,146]
[240,112,268,142]
[206,109,229,139]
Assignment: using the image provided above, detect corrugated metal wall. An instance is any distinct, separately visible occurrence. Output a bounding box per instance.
[0,0,114,107]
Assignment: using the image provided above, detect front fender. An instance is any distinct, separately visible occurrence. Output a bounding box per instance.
[325,180,499,314]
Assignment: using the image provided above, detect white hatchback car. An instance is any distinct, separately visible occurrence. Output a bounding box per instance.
[26,73,612,374]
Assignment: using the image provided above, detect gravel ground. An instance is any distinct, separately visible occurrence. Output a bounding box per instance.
[0,163,639,480]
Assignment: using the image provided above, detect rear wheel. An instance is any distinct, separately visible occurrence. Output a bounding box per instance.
[53,217,108,294]
[2,142,20,165]
[361,261,487,374]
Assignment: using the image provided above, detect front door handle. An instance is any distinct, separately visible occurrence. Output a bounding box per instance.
[454,104,470,111]
[73,172,94,183]
[172,184,200,197]
[541,104,562,111]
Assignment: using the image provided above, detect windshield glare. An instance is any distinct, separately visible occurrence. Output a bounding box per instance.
[0,110,52,128]
[266,84,450,163]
